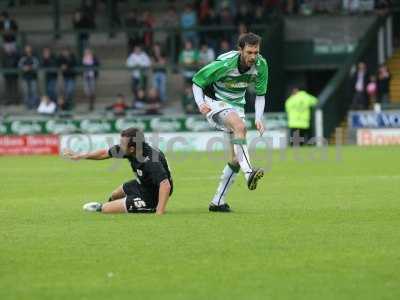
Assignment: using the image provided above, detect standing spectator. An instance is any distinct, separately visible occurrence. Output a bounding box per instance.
[161,6,179,62]
[141,10,155,49]
[199,43,215,66]
[41,47,59,103]
[37,95,56,115]
[1,47,19,104]
[180,4,198,45]
[285,87,318,146]
[126,45,152,100]
[124,9,143,52]
[73,8,95,58]
[82,48,99,111]
[181,86,198,114]
[179,40,200,87]
[0,11,18,52]
[151,43,168,103]
[218,7,235,42]
[18,45,40,110]
[146,87,162,115]
[377,64,391,105]
[366,75,377,106]
[235,4,251,26]
[351,62,369,110]
[59,48,77,110]
[199,8,219,49]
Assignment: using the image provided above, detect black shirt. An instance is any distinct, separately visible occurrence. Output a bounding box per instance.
[108,143,173,198]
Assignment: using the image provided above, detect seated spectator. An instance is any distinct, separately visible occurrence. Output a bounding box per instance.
[199,43,215,66]
[126,45,151,101]
[37,95,56,115]
[146,87,162,115]
[181,86,199,114]
[377,64,391,105]
[82,48,99,111]
[133,88,146,109]
[217,39,231,56]
[179,40,200,87]
[107,94,129,116]
[57,95,67,111]
[0,11,18,52]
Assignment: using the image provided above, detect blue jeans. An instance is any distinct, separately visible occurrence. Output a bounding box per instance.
[46,78,58,103]
[152,71,167,102]
[64,78,76,110]
[22,79,39,109]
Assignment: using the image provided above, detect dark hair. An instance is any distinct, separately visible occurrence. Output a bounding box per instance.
[237,32,261,49]
[121,127,145,148]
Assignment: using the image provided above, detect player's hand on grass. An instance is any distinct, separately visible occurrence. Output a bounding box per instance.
[199,103,212,115]
[63,149,82,160]
[255,120,265,136]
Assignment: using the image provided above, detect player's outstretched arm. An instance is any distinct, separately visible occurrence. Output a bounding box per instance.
[156,179,171,215]
[63,149,110,161]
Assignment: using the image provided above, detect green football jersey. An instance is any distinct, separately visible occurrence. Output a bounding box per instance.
[192,51,268,107]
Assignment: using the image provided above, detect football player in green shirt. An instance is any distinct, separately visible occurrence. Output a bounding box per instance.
[192,33,268,212]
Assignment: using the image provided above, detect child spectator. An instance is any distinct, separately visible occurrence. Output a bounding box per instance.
[37,95,56,115]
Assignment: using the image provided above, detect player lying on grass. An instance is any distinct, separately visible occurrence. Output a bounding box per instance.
[192,32,267,212]
[193,33,268,212]
[63,127,173,215]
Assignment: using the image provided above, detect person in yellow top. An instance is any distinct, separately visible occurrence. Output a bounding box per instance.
[285,87,318,146]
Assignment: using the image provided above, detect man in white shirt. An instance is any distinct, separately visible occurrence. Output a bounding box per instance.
[126,45,151,100]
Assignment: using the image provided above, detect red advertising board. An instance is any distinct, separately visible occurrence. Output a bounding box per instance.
[0,135,60,155]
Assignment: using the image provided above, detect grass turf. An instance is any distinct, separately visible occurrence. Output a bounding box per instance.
[0,145,399,299]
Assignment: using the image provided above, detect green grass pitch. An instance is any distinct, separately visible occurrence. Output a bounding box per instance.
[1,146,400,300]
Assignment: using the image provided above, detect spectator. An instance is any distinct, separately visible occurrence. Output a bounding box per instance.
[73,8,95,58]
[351,62,369,110]
[146,87,162,115]
[57,95,67,111]
[253,6,266,25]
[82,48,99,111]
[235,4,251,26]
[1,47,19,104]
[217,39,231,56]
[181,86,199,114]
[180,4,198,45]
[126,45,152,101]
[234,22,249,44]
[124,9,143,52]
[0,11,18,52]
[18,45,40,110]
[141,10,155,49]
[179,40,200,87]
[218,7,235,41]
[133,87,146,109]
[151,43,168,103]
[41,47,59,103]
[37,95,56,115]
[107,94,129,117]
[366,75,377,106]
[161,6,179,62]
[59,48,77,110]
[199,8,219,49]
[285,87,318,146]
[199,43,215,66]
[377,64,391,105]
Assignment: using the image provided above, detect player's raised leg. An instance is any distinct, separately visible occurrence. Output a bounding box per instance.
[223,111,264,190]
[108,185,126,202]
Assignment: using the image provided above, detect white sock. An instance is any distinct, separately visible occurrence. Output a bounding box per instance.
[212,163,239,206]
[232,140,253,180]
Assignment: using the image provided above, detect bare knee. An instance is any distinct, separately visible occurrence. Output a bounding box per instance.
[111,186,125,200]
[232,122,247,137]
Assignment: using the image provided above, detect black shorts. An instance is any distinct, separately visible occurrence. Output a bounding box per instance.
[122,180,156,213]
